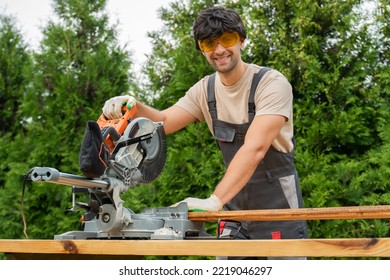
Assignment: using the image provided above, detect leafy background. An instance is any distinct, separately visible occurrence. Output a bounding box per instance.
[0,0,389,259]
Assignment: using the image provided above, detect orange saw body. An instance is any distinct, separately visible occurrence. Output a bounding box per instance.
[96,106,137,153]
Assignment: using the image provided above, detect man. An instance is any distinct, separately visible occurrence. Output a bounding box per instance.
[103,6,308,259]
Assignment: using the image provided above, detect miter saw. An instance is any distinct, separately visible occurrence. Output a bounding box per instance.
[28,105,209,240]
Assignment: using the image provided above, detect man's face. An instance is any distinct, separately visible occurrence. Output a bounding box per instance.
[198,32,243,73]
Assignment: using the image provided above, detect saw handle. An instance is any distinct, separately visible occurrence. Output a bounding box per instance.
[97,105,137,152]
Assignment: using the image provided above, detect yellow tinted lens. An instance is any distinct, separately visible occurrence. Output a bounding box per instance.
[219,32,239,48]
[198,32,240,52]
[198,38,217,52]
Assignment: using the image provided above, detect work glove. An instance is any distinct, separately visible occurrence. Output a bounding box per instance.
[172,194,223,212]
[102,95,136,120]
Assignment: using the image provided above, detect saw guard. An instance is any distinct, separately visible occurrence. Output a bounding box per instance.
[102,117,167,186]
[94,103,167,185]
[139,122,167,183]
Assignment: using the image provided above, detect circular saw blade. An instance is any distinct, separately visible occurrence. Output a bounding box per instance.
[108,118,167,185]
[139,123,167,183]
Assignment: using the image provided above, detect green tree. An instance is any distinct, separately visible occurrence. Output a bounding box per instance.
[0,14,34,245]
[0,15,32,137]
[0,0,134,240]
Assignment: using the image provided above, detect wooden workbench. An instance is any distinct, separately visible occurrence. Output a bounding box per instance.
[1,238,390,259]
[3,205,390,259]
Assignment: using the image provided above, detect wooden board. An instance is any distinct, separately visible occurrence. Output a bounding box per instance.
[188,205,390,221]
[1,238,390,258]
[3,206,390,259]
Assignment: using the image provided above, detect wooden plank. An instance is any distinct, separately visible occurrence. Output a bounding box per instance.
[188,205,390,222]
[1,238,390,257]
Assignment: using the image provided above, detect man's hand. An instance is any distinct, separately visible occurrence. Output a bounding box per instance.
[102,95,136,119]
[172,194,223,211]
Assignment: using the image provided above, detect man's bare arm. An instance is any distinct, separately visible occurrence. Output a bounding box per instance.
[135,102,197,135]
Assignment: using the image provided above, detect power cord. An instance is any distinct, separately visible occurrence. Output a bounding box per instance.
[20,169,33,239]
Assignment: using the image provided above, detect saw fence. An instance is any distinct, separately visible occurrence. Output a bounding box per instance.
[1,205,390,259]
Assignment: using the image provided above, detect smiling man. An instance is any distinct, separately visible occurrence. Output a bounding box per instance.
[102,5,308,259]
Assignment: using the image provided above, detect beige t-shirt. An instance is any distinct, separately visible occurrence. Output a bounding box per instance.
[174,64,294,153]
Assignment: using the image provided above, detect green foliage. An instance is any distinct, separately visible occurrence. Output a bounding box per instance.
[0,0,389,260]
[0,15,33,138]
[0,15,35,239]
[0,0,133,240]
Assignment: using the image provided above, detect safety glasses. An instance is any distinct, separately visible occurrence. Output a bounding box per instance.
[198,32,241,52]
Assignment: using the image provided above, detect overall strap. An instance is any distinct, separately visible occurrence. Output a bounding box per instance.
[207,73,217,121]
[248,67,271,121]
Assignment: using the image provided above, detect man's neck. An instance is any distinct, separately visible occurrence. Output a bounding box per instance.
[218,61,247,86]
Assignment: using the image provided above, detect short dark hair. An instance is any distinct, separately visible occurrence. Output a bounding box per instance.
[193,6,247,50]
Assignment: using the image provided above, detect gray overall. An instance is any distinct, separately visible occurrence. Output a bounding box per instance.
[208,68,308,260]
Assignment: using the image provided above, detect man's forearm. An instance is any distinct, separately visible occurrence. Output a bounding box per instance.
[213,145,265,205]
[134,101,165,122]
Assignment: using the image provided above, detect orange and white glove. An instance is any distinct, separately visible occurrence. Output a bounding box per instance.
[172,194,223,212]
[102,95,136,119]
